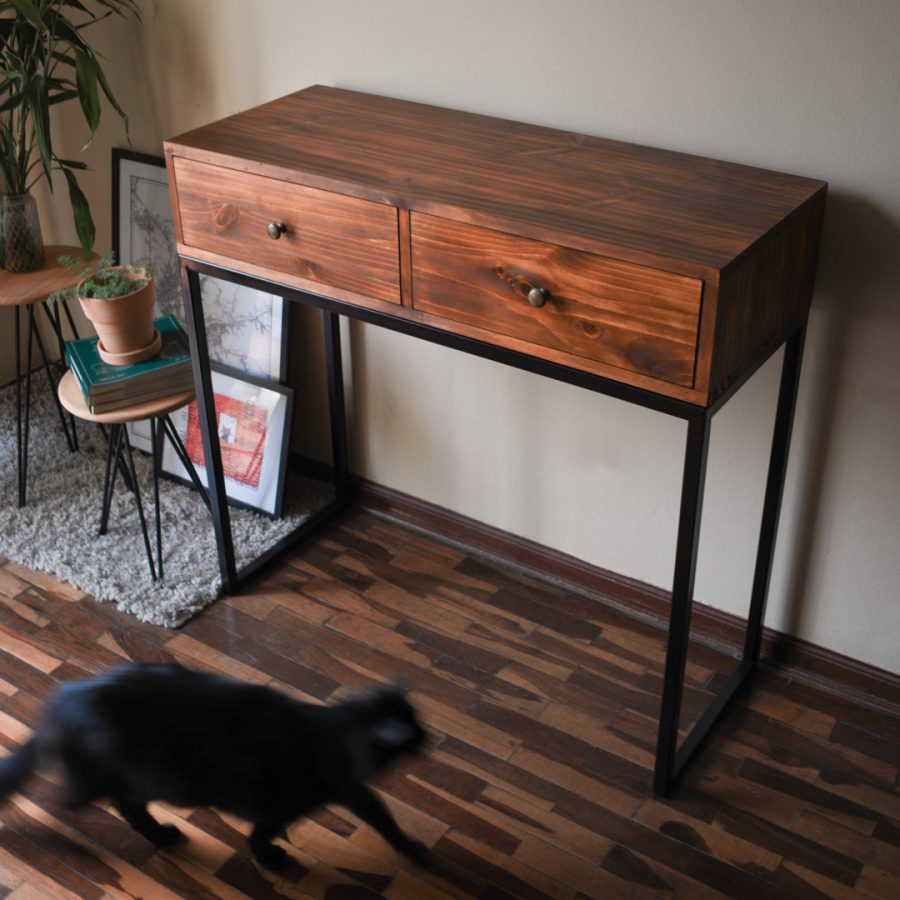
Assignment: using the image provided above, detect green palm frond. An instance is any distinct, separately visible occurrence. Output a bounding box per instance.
[0,0,141,255]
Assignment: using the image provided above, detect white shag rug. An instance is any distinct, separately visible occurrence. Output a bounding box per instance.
[0,378,334,627]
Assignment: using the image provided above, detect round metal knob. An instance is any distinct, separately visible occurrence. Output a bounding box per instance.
[267,222,287,240]
[527,286,550,308]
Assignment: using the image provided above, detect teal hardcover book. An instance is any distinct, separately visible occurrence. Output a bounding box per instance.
[66,315,192,400]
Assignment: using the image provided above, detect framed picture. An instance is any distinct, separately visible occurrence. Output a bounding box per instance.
[112,148,182,320]
[113,149,288,451]
[161,364,294,518]
[196,273,288,380]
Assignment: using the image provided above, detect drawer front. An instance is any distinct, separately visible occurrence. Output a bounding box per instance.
[173,157,400,303]
[411,214,703,386]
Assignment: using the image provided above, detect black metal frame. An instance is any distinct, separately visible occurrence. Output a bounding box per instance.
[97,413,211,581]
[180,256,807,795]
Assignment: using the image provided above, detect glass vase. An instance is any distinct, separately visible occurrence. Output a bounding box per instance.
[1,193,45,273]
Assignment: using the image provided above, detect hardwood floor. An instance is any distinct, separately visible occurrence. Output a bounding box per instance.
[0,508,898,898]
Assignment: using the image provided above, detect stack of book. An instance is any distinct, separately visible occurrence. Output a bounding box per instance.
[66,315,194,414]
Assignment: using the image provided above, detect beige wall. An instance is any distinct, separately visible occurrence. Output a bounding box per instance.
[15,0,900,675]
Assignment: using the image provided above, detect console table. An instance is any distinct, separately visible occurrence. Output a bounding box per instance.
[164,85,826,794]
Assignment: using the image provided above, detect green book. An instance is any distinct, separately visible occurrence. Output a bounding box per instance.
[66,315,192,401]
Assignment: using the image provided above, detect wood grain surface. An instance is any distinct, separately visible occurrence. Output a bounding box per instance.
[411,213,703,387]
[172,157,401,304]
[0,509,896,898]
[166,86,824,273]
[165,85,827,406]
[0,247,92,307]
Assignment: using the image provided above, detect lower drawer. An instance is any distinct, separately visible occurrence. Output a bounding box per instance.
[410,214,703,387]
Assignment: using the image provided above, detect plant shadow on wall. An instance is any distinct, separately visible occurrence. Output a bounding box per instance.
[779,192,900,649]
[0,0,141,271]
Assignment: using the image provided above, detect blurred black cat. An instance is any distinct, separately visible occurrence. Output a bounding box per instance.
[0,663,427,870]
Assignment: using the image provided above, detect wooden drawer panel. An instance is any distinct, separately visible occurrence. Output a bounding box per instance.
[410,214,703,387]
[172,157,400,303]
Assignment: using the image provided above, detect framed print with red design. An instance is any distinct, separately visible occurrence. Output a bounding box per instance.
[161,364,293,517]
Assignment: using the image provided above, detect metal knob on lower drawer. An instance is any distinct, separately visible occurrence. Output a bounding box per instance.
[267,222,287,240]
[528,286,550,308]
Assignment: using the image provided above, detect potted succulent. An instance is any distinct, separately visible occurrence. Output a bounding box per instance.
[54,251,157,364]
[0,1,142,272]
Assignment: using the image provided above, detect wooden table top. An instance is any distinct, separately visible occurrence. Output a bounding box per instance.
[0,246,92,307]
[58,370,195,425]
[167,85,827,274]
[165,85,826,407]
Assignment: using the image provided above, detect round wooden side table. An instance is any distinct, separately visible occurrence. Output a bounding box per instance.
[1,246,90,506]
[58,371,209,581]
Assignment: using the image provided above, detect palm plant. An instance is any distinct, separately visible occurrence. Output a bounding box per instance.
[0,0,141,270]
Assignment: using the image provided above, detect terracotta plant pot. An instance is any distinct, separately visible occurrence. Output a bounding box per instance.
[78,268,159,365]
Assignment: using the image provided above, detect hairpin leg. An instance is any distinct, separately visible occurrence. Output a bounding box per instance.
[151,418,164,581]
[160,414,211,512]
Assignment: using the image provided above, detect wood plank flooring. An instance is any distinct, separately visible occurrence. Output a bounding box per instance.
[0,508,898,898]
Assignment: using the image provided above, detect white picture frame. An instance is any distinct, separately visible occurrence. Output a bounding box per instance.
[160,365,293,518]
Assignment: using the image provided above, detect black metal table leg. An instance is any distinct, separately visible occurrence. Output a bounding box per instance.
[160,414,211,512]
[40,299,79,451]
[97,424,157,581]
[21,307,34,508]
[15,305,24,507]
[654,411,711,795]
[324,311,350,503]
[179,264,351,594]
[99,424,122,536]
[30,304,77,453]
[182,267,238,592]
[120,426,157,581]
[652,322,809,795]
[744,324,807,663]
[151,418,164,581]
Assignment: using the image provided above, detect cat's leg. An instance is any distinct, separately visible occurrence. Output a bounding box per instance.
[248,819,290,870]
[57,742,108,808]
[113,797,182,846]
[59,777,103,809]
[341,786,427,861]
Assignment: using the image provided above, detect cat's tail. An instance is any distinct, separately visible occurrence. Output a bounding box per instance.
[0,738,38,800]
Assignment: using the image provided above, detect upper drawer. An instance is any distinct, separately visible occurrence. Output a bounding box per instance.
[172,157,400,304]
[410,214,703,387]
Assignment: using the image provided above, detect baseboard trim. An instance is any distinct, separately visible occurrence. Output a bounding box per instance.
[350,475,900,713]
